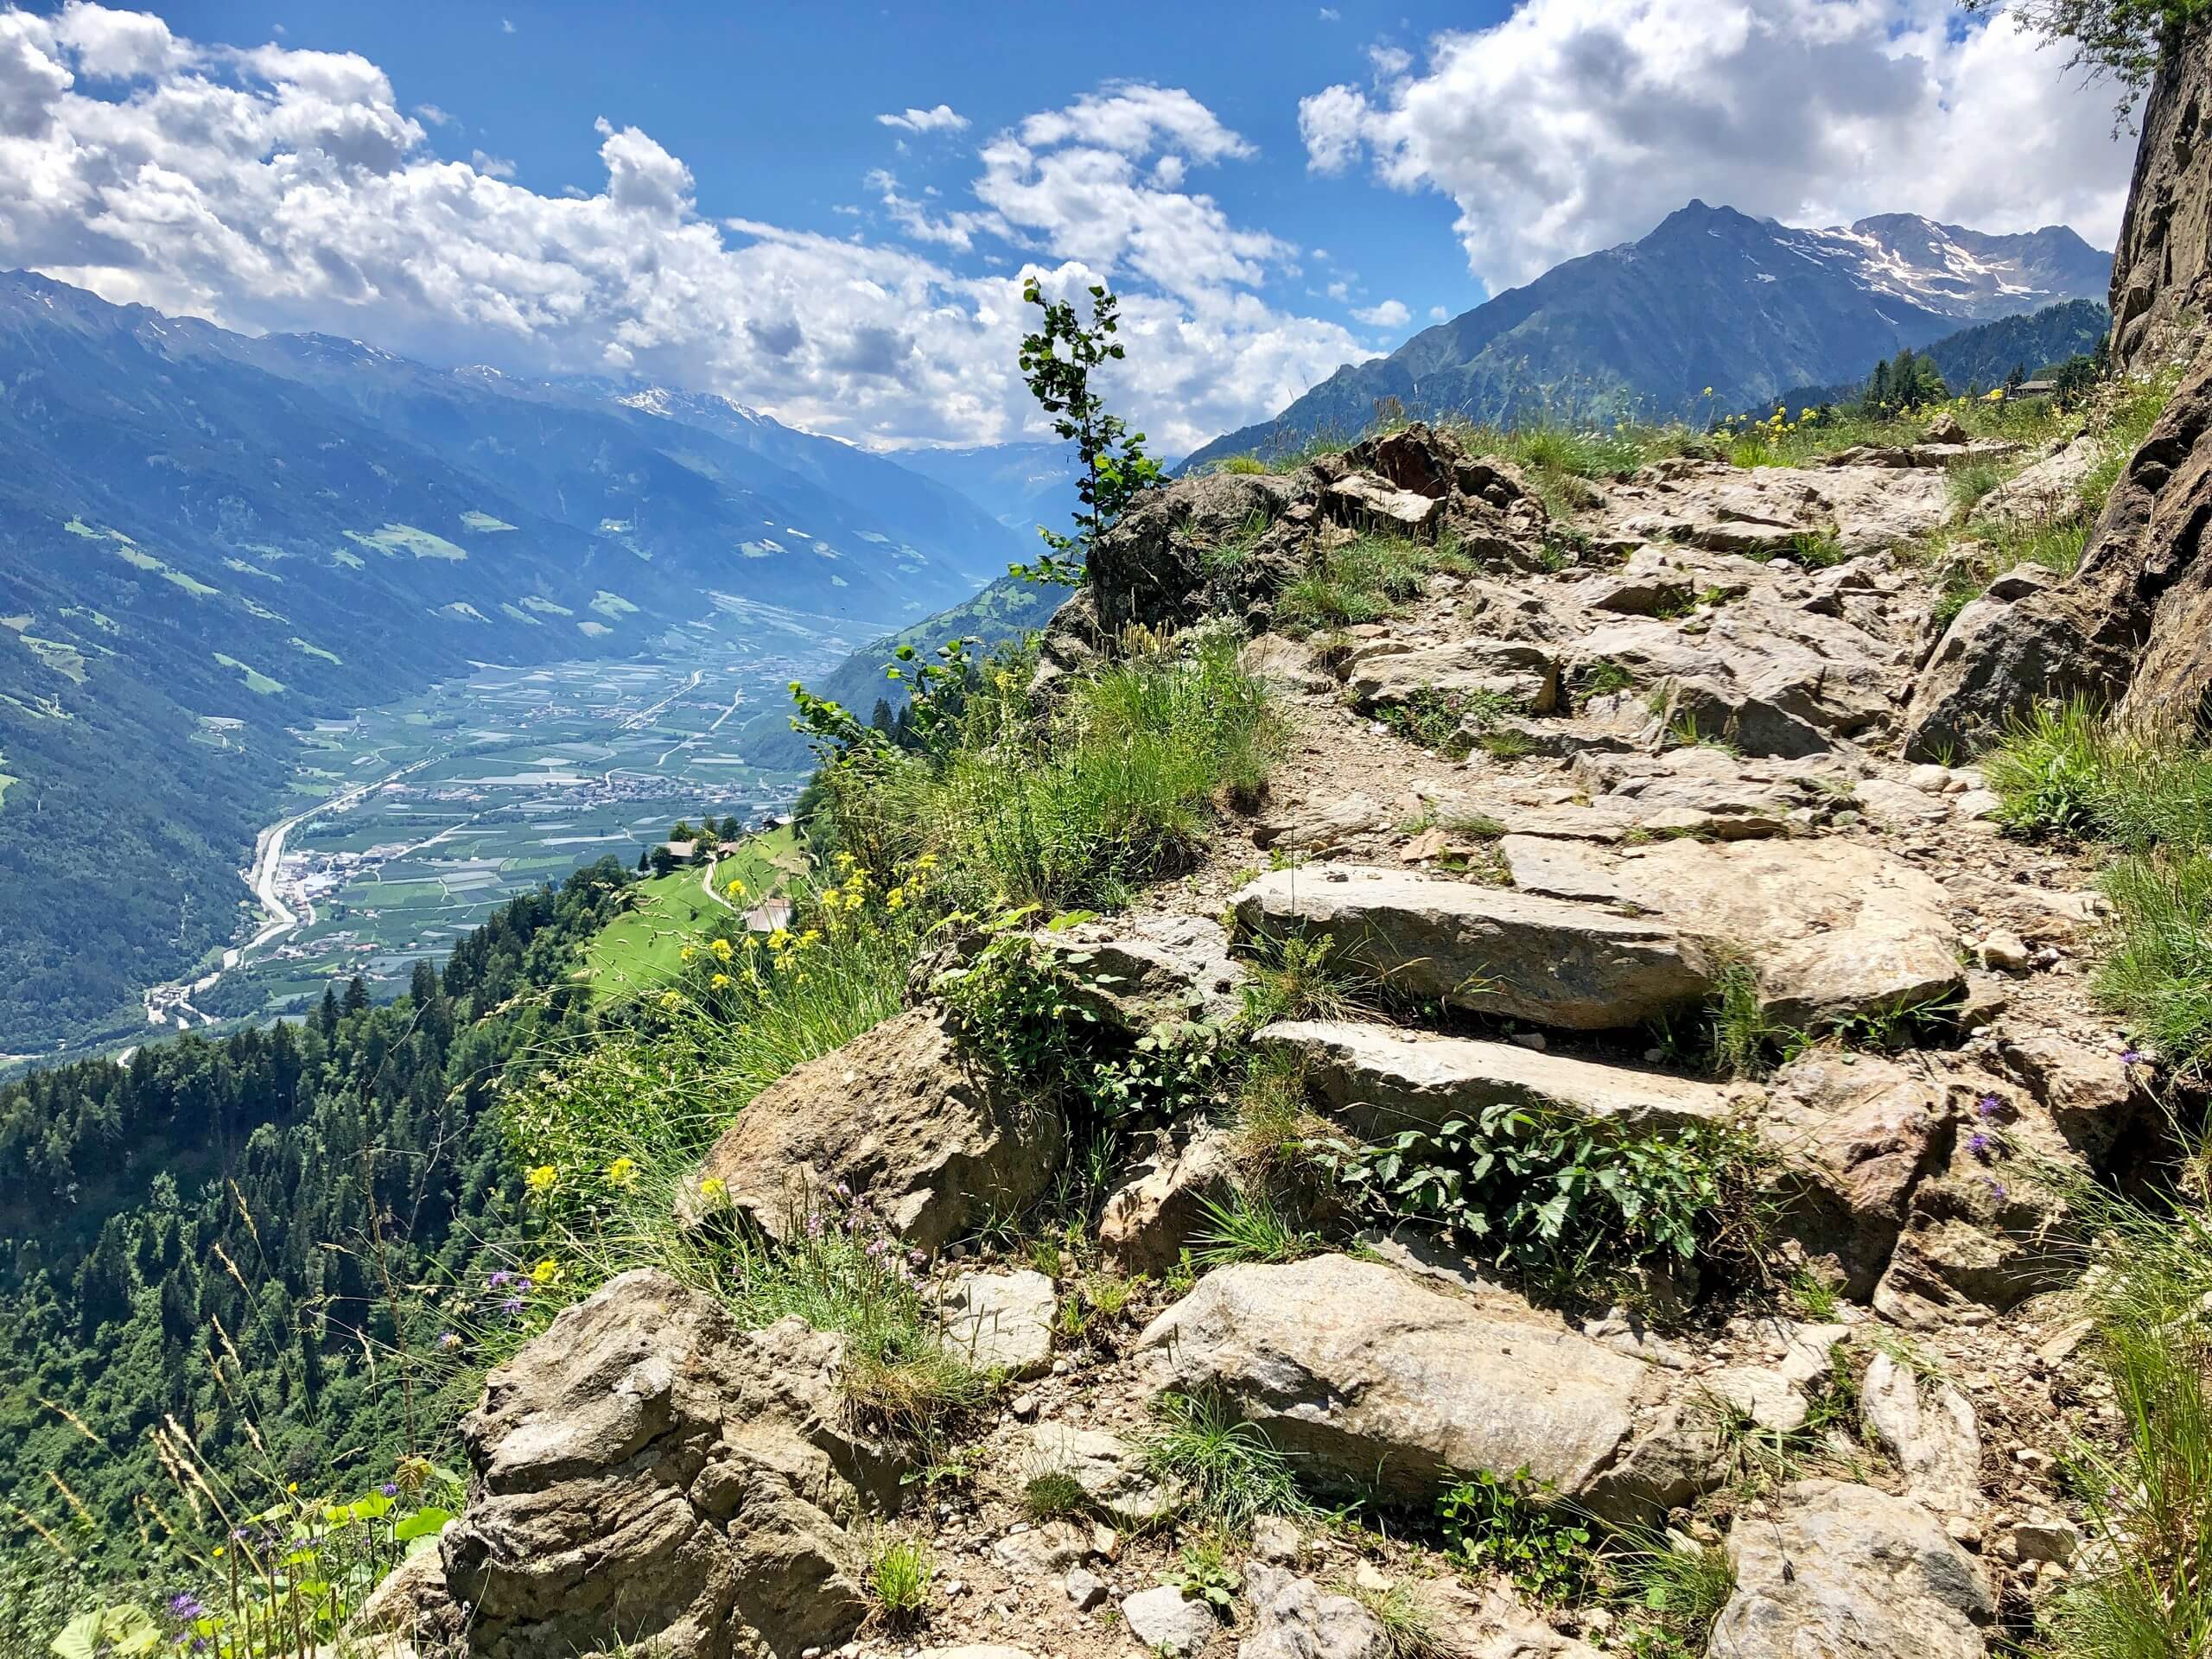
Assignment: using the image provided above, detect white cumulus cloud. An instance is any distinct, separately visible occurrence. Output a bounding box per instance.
[875,102,967,134]
[1351,297,1409,327]
[1299,0,2135,291]
[0,6,1358,454]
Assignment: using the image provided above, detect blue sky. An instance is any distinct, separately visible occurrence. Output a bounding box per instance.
[167,0,1502,333]
[0,1,2137,453]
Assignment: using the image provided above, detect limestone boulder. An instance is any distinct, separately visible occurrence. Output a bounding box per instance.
[1137,1255,1713,1518]
[1099,1127,1238,1274]
[1257,1019,1738,1138]
[1599,456,1953,558]
[426,1270,900,1659]
[1974,435,2101,525]
[681,1008,1063,1252]
[1228,863,1716,1031]
[1122,1584,1220,1656]
[1713,1479,1991,1659]
[1761,1052,1943,1298]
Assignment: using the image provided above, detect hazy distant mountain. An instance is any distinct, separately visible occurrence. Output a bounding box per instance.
[1182,203,2112,470]
[889,441,1083,543]
[0,271,1031,1051]
[1762,298,2112,415]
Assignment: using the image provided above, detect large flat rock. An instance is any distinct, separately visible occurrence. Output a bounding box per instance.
[1624,838,1963,1027]
[1256,1019,1738,1137]
[1137,1255,1709,1518]
[1229,863,1714,1030]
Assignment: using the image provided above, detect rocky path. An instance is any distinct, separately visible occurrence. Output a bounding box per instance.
[368,423,2142,1659]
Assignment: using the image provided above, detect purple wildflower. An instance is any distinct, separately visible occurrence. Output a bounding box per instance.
[486,1269,515,1288]
[2121,1048,2143,1066]
[1967,1131,1993,1162]
[908,1249,928,1268]
[1975,1095,2002,1119]
[500,1295,525,1315]
[380,1482,400,1498]
[166,1592,206,1621]
[436,1331,461,1351]
[1986,1177,2007,1199]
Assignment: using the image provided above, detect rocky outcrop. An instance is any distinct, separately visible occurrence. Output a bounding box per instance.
[680,1007,1063,1251]
[940,1269,1057,1378]
[1861,1351,1983,1515]
[1038,423,1549,680]
[1136,1255,1713,1517]
[1098,1126,1238,1274]
[1621,837,1964,1028]
[421,1270,901,1659]
[1713,1479,1991,1659]
[1031,914,1249,1032]
[1599,456,1955,558]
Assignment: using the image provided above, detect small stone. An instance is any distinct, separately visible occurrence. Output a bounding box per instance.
[1908,764,1952,793]
[1352,1560,1393,1592]
[1944,1515,1983,1549]
[1010,1393,1039,1420]
[1979,931,2031,973]
[1051,1357,1071,1376]
[1091,1523,1120,1560]
[1252,1515,1303,1564]
[1065,1567,1109,1611]
[2012,1515,2079,1566]
[1120,1585,1217,1656]
[1506,1029,1548,1051]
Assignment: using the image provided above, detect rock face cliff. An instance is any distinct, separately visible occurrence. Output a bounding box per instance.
[2111,25,2212,373]
[1902,25,2212,749]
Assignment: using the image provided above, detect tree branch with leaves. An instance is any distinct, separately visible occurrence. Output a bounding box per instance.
[1011,276,1164,588]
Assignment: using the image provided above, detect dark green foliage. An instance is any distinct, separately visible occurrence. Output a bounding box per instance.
[1434,1468,1596,1604]
[0,860,628,1620]
[1306,1103,1770,1292]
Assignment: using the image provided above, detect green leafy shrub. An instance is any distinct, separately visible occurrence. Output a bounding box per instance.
[1435,1467,1595,1604]
[1169,1539,1239,1618]
[1306,1102,1770,1288]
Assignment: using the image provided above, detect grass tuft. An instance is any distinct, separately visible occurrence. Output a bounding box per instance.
[1141,1391,1311,1529]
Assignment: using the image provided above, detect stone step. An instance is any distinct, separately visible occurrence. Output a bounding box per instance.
[1229,862,1714,1030]
[1137,1254,1709,1519]
[1256,1018,1738,1137]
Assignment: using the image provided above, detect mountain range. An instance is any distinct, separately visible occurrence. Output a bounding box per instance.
[1182,203,2112,470]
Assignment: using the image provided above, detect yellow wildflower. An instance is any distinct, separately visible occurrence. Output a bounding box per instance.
[659,990,682,1008]
[767,928,791,951]
[524,1164,558,1194]
[886,887,906,911]
[800,929,822,948]
[916,852,939,871]
[835,851,856,869]
[700,1175,728,1200]
[678,944,695,963]
[605,1156,639,1190]
[711,972,732,988]
[530,1257,563,1287]
[711,937,734,962]
[724,876,747,898]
